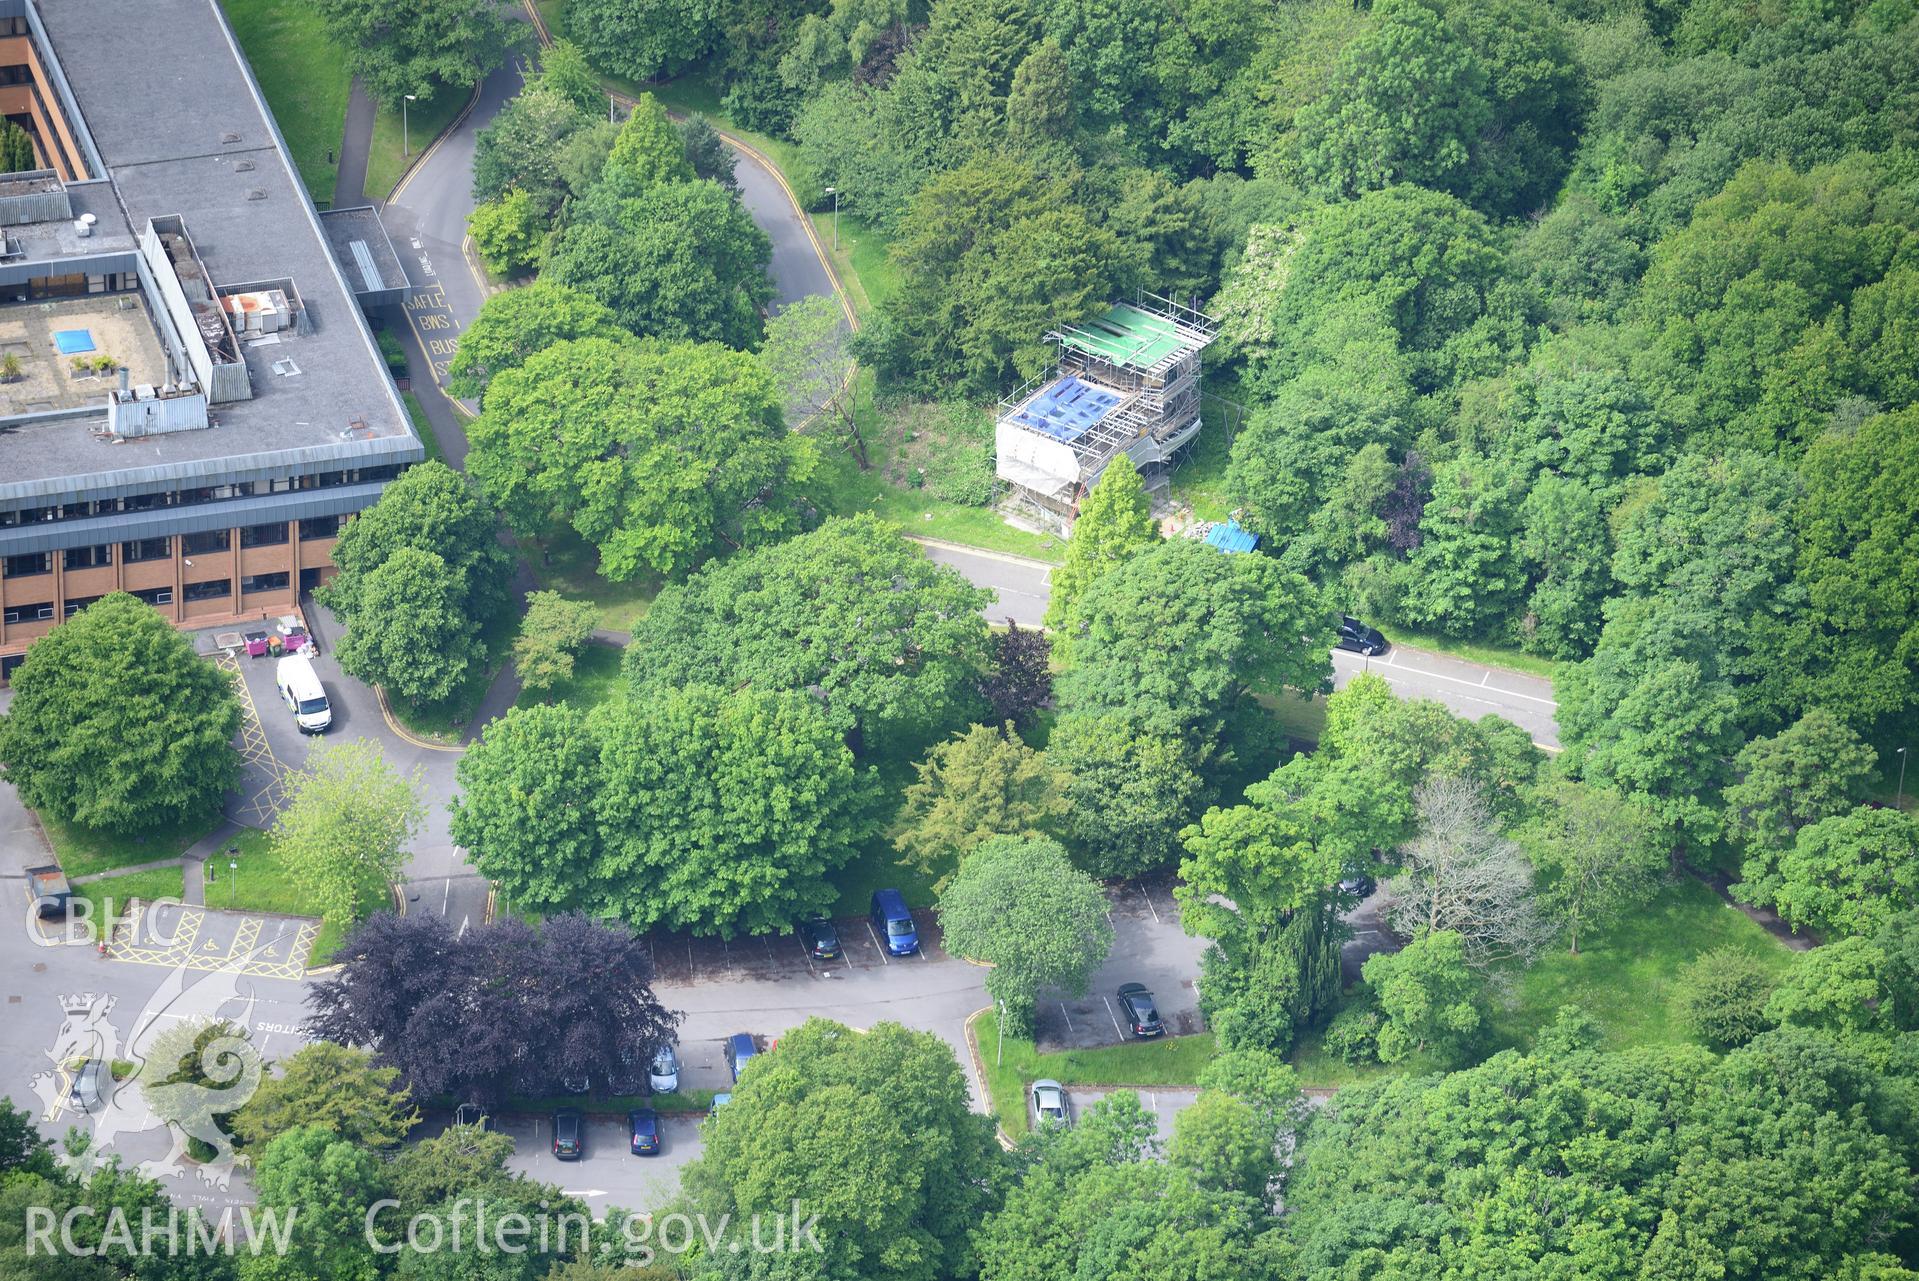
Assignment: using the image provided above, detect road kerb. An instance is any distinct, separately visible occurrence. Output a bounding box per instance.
[386,79,485,206]
[374,685,466,753]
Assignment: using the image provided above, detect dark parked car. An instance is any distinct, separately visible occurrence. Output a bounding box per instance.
[1338,871,1378,902]
[724,1032,758,1082]
[1117,983,1164,1038]
[552,1109,583,1161]
[798,917,841,960]
[1335,616,1388,656]
[628,1108,661,1156]
[68,1059,103,1114]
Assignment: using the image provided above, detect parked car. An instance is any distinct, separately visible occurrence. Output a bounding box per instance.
[649,1043,680,1094]
[552,1109,583,1161]
[724,1033,758,1083]
[26,865,71,919]
[709,1092,732,1115]
[1338,871,1378,902]
[628,1108,661,1156]
[68,1059,104,1114]
[869,888,919,956]
[1031,1078,1068,1127]
[1117,983,1165,1038]
[274,653,331,733]
[1334,616,1388,657]
[798,916,841,960]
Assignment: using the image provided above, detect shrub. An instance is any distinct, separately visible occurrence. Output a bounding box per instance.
[881,399,998,506]
[1323,996,1384,1065]
[1674,947,1778,1050]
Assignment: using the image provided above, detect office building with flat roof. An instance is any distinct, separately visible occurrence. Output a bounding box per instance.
[0,0,422,679]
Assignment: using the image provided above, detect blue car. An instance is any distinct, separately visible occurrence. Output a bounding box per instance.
[709,1092,732,1115]
[628,1108,661,1156]
[724,1032,758,1082]
[869,888,919,956]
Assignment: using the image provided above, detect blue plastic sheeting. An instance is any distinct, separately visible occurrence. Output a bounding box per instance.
[1205,519,1259,554]
[54,329,96,355]
[1008,375,1122,443]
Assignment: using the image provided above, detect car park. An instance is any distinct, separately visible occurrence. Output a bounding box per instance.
[798,916,841,960]
[1117,983,1165,1037]
[724,1033,757,1082]
[628,1108,661,1156]
[552,1109,583,1161]
[869,888,919,955]
[649,1044,680,1094]
[1334,616,1388,657]
[1031,1078,1068,1127]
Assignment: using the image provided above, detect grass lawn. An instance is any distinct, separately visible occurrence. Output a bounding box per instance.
[1288,1029,1407,1090]
[213,828,390,964]
[811,209,897,319]
[40,813,220,879]
[512,640,624,713]
[402,392,445,466]
[827,753,944,917]
[218,0,349,205]
[1256,690,1330,748]
[973,1008,1218,1137]
[522,528,659,635]
[366,87,470,202]
[1486,875,1796,1053]
[74,866,187,927]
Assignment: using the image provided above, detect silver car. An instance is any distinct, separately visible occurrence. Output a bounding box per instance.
[1031,1078,1068,1127]
[649,1043,680,1094]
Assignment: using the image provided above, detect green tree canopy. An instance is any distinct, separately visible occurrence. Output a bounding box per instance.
[625,515,995,751]
[449,703,604,915]
[892,723,1066,882]
[1727,708,1879,907]
[1044,456,1157,630]
[1773,806,1919,941]
[510,591,600,696]
[232,1042,419,1152]
[564,0,717,83]
[242,1125,388,1281]
[471,81,590,213]
[937,834,1114,1035]
[331,546,488,706]
[320,459,511,624]
[272,740,425,928]
[600,93,695,195]
[544,180,773,348]
[312,0,513,109]
[466,188,544,277]
[1361,928,1483,1065]
[467,335,813,581]
[0,594,239,830]
[1523,777,1663,954]
[445,280,627,401]
[684,1019,1005,1281]
[1050,710,1210,878]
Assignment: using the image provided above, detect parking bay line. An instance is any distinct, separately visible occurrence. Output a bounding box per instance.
[1060,1003,1074,1033]
[1103,996,1126,1039]
[865,920,891,964]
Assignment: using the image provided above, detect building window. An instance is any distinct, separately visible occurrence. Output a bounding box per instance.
[63,596,102,619]
[128,586,173,607]
[308,471,347,490]
[121,492,167,513]
[181,529,230,555]
[121,536,171,563]
[240,571,289,595]
[300,514,340,540]
[0,506,54,528]
[240,522,289,548]
[2,603,56,623]
[59,502,98,520]
[182,578,230,603]
[356,464,403,483]
[1,655,23,682]
[63,545,112,571]
[3,552,50,578]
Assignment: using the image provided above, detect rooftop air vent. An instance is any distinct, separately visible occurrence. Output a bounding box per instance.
[220,131,241,144]
[246,189,266,201]
[234,160,255,172]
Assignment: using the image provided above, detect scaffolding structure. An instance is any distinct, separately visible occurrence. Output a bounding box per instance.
[995,293,1219,534]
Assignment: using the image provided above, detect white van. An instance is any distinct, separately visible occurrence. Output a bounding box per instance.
[275,653,331,733]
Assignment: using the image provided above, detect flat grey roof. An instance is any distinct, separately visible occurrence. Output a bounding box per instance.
[320,207,410,301]
[1,0,418,503]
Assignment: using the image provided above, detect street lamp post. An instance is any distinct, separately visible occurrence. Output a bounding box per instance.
[824,187,839,253]
[227,847,239,910]
[995,1000,1005,1068]
[403,94,418,158]
[1898,746,1908,808]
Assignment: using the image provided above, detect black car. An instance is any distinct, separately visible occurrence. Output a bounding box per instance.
[798,917,841,961]
[552,1109,583,1161]
[1117,983,1164,1038]
[68,1059,104,1114]
[1335,616,1388,656]
[628,1108,661,1156]
[1338,872,1378,902]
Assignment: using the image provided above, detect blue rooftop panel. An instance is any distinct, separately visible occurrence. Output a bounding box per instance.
[1008,375,1123,443]
[1205,520,1259,554]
